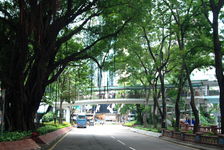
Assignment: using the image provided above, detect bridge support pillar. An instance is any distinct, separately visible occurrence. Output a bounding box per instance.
[65,107,70,123]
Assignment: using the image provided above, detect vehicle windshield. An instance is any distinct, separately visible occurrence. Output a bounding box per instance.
[77,115,86,120]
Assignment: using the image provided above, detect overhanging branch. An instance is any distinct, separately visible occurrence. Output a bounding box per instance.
[53,17,132,69]
[56,11,102,49]
[45,65,67,86]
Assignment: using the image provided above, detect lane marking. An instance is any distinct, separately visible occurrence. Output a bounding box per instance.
[117,139,126,145]
[48,132,70,150]
[111,136,116,139]
[129,147,136,150]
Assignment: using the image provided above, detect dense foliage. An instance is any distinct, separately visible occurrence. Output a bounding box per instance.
[0,0,145,131]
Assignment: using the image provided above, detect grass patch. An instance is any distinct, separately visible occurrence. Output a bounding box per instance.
[134,125,160,133]
[0,122,71,142]
[123,121,160,133]
[167,127,174,131]
[123,121,137,127]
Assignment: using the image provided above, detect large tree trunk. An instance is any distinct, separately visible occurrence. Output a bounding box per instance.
[4,84,45,131]
[4,29,46,131]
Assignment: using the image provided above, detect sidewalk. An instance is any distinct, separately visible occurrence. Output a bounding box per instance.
[126,126,222,150]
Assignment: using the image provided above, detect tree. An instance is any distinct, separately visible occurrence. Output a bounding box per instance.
[162,0,212,132]
[201,0,224,134]
[110,4,173,128]
[0,0,143,131]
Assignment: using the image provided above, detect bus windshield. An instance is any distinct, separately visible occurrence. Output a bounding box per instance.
[77,115,86,120]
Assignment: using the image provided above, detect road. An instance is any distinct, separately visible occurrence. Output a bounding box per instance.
[49,125,197,150]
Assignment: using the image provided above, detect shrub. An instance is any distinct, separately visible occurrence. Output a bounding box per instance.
[123,120,137,127]
[203,132,216,136]
[36,122,71,135]
[186,130,193,134]
[0,122,71,142]
[133,125,160,133]
[0,131,31,142]
[42,112,54,122]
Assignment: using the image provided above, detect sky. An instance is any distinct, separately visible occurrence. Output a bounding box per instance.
[191,67,216,81]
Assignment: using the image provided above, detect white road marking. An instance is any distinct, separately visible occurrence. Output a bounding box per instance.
[117,139,126,145]
[129,147,136,150]
[111,136,116,139]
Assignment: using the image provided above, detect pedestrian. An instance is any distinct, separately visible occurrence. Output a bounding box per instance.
[185,117,190,125]
[191,118,195,126]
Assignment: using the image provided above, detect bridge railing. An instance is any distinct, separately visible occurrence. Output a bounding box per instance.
[78,92,146,100]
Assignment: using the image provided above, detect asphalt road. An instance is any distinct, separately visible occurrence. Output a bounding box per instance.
[49,125,197,150]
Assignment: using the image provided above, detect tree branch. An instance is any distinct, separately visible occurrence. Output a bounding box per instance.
[88,56,103,70]
[201,0,212,26]
[51,0,98,35]
[142,26,157,63]
[53,17,132,69]
[134,51,149,77]
[56,11,102,49]
[45,65,67,86]
[218,0,224,11]
[163,0,180,25]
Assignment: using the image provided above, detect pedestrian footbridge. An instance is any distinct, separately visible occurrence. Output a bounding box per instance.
[74,98,146,105]
[56,98,172,109]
